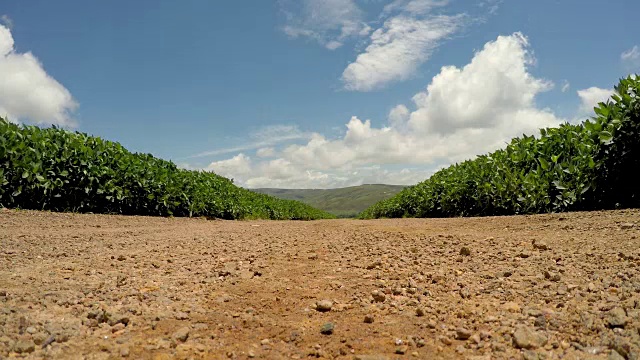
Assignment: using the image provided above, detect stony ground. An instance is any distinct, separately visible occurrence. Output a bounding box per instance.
[1,209,639,360]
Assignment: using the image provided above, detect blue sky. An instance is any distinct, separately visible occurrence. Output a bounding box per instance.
[1,0,639,188]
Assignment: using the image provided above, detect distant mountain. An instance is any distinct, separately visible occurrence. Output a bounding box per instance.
[253,184,406,218]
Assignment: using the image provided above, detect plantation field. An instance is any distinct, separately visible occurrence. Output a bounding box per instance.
[1,209,639,359]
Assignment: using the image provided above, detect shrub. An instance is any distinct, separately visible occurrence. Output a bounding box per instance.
[361,75,640,219]
[0,119,334,220]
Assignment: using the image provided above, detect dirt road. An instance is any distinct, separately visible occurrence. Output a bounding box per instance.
[1,209,639,359]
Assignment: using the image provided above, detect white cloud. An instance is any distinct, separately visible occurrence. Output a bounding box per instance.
[577,87,614,114]
[206,154,252,182]
[0,15,13,29]
[561,80,570,93]
[280,0,370,50]
[621,45,640,69]
[189,125,311,158]
[204,33,566,189]
[0,25,78,126]
[342,14,465,91]
[478,0,503,15]
[382,0,449,17]
[256,147,276,158]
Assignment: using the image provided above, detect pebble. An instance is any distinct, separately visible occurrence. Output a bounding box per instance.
[512,326,548,349]
[364,314,375,323]
[354,355,389,360]
[120,347,130,357]
[372,290,386,303]
[416,307,426,317]
[175,312,190,320]
[532,240,550,250]
[607,307,628,328]
[172,327,190,342]
[320,322,334,335]
[460,247,471,256]
[13,339,36,354]
[456,328,472,340]
[502,302,521,313]
[316,300,333,312]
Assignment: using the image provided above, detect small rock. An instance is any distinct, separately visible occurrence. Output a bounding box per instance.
[248,350,256,358]
[120,347,130,357]
[354,355,389,360]
[395,346,408,355]
[532,240,550,251]
[25,326,37,334]
[456,328,472,340]
[372,290,386,303]
[534,315,546,329]
[13,339,35,354]
[366,259,382,269]
[523,350,540,360]
[502,302,521,313]
[459,288,471,299]
[460,247,471,256]
[512,326,548,349]
[320,322,334,335]
[175,312,190,320]
[620,223,635,230]
[609,350,625,360]
[416,308,426,317]
[172,326,190,342]
[364,314,375,323]
[440,336,453,345]
[112,323,125,332]
[607,307,628,328]
[543,271,561,282]
[108,314,130,326]
[610,336,631,359]
[117,255,126,261]
[316,300,333,312]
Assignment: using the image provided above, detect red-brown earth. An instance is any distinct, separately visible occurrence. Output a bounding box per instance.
[1,209,639,359]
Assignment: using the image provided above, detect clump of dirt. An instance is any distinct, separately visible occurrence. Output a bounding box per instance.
[1,208,639,359]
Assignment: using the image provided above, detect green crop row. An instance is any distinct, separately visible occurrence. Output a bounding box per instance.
[361,75,640,219]
[0,119,334,220]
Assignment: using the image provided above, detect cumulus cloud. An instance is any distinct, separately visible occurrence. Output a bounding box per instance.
[280,0,371,50]
[577,87,614,114]
[342,14,465,91]
[0,25,78,126]
[204,33,566,188]
[256,147,276,158]
[621,45,640,69]
[0,15,13,29]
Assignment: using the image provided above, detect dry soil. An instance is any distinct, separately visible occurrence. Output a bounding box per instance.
[1,209,640,359]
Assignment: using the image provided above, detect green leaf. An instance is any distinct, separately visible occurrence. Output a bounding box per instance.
[599,131,613,144]
[538,158,549,170]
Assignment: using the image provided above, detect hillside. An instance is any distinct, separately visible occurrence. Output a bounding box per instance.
[254,184,405,217]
